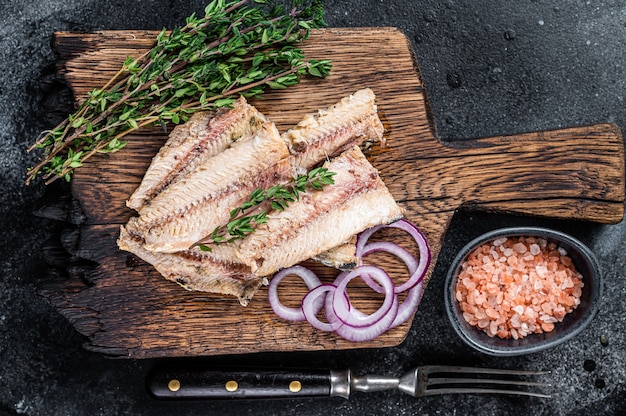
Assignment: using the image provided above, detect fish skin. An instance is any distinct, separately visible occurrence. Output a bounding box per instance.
[131,121,293,253]
[117,226,261,306]
[127,96,267,211]
[282,88,384,171]
[237,146,404,277]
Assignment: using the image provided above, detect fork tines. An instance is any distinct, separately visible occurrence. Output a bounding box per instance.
[417,365,551,398]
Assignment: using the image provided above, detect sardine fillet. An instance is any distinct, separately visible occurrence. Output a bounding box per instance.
[118,226,261,306]
[127,96,266,211]
[131,121,292,253]
[282,88,384,171]
[237,146,404,277]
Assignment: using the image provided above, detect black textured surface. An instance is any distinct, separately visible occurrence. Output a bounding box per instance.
[2,1,625,415]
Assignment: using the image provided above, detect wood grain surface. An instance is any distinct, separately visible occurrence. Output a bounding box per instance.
[38,27,625,358]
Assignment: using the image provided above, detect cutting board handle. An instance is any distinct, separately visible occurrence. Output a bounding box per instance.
[391,122,625,223]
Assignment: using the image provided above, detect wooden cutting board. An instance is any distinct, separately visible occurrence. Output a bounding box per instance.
[37,27,625,358]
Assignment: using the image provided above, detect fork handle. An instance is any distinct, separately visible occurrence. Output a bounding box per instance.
[147,367,338,400]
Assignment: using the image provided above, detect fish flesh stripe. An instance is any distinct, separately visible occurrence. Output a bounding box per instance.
[238,146,404,277]
[127,96,267,211]
[130,121,292,253]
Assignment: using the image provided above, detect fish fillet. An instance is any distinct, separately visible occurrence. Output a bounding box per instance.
[279,88,386,268]
[282,88,384,171]
[118,226,262,306]
[130,121,292,253]
[127,96,267,211]
[118,89,398,304]
[237,146,404,277]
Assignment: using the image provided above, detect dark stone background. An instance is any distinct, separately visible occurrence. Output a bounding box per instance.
[1,1,625,415]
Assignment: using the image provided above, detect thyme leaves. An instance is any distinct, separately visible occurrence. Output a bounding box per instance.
[26,0,331,185]
[196,167,335,250]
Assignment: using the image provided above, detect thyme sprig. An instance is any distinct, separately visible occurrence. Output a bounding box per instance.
[196,167,336,250]
[26,0,331,185]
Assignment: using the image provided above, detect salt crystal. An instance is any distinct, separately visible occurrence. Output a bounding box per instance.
[493,237,508,246]
[562,277,574,289]
[535,265,548,277]
[524,307,537,320]
[540,314,558,323]
[489,320,498,336]
[512,305,525,315]
[475,293,486,305]
[513,242,528,253]
[558,247,568,256]
[463,312,473,322]
[529,243,541,255]
[485,306,499,318]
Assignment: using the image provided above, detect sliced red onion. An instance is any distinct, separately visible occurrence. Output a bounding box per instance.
[384,219,431,282]
[389,280,424,329]
[332,265,395,328]
[356,218,431,293]
[266,219,432,342]
[355,223,386,256]
[302,284,343,332]
[328,290,400,342]
[333,253,425,330]
[331,272,369,319]
[268,265,322,322]
[360,241,418,293]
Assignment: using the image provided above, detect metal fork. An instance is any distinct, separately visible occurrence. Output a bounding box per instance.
[335,365,551,399]
[147,365,551,400]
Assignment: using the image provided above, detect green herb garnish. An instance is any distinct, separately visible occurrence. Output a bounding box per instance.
[196,166,335,250]
[26,0,331,185]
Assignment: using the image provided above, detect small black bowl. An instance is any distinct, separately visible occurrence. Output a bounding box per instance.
[444,227,602,356]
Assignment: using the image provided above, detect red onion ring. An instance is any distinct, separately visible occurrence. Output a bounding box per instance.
[327,288,400,342]
[332,261,424,330]
[356,218,431,293]
[302,284,343,332]
[331,271,371,319]
[360,241,418,293]
[332,265,395,328]
[268,265,322,322]
[389,279,424,329]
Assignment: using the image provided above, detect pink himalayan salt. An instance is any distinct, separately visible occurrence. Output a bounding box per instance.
[455,236,584,339]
